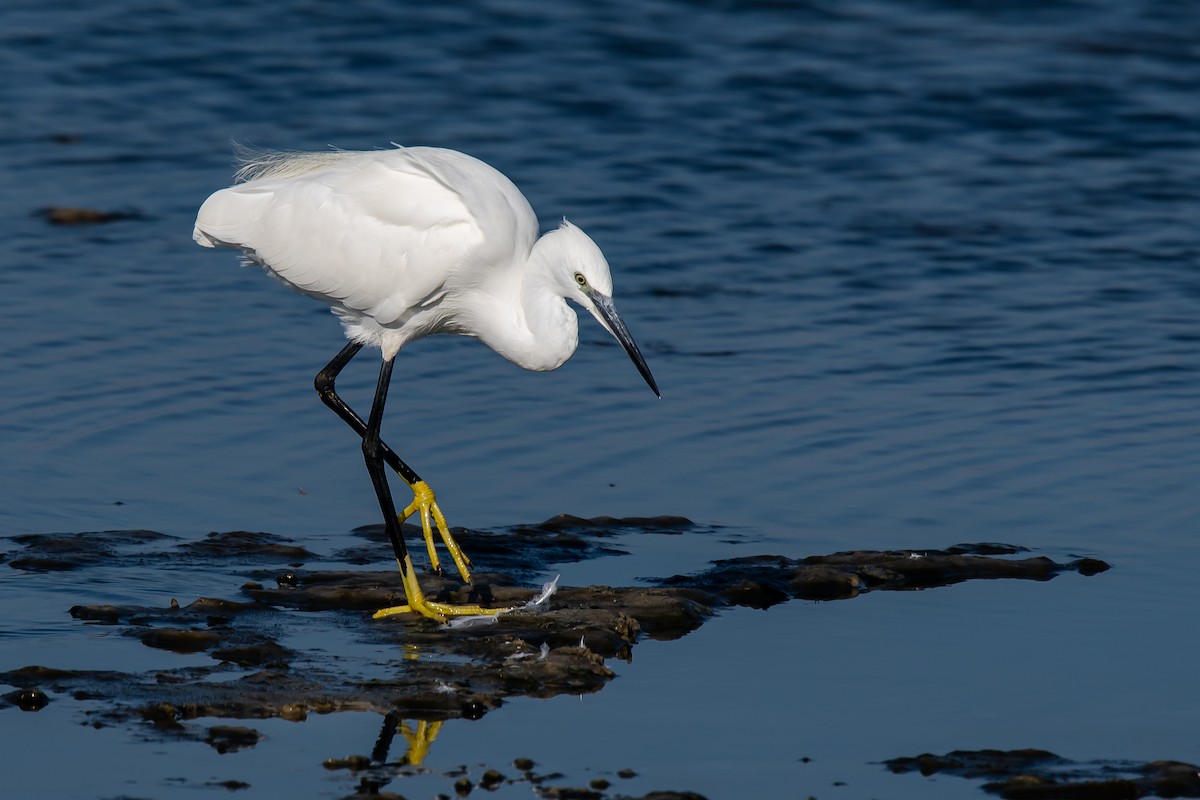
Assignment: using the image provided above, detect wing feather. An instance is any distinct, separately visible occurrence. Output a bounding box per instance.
[193,147,533,326]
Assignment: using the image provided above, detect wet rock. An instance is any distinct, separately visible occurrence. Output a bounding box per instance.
[886,748,1064,778]
[531,772,566,785]
[212,642,295,668]
[141,702,183,729]
[1073,558,1111,577]
[247,569,426,612]
[70,604,123,624]
[479,768,505,789]
[179,530,315,562]
[138,628,223,654]
[665,547,1106,610]
[886,749,1200,799]
[280,703,308,722]
[459,700,489,720]
[5,528,313,575]
[37,206,143,225]
[335,518,631,581]
[4,687,50,711]
[7,529,170,572]
[3,665,79,683]
[206,725,262,753]
[189,597,262,615]
[324,755,372,771]
[210,779,251,791]
[535,788,601,800]
[2,664,132,715]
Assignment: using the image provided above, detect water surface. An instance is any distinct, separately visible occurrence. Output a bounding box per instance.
[2,0,1198,797]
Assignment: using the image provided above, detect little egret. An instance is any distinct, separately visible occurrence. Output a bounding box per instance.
[193,144,658,622]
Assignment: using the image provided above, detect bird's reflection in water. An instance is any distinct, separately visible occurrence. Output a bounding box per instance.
[375,711,444,767]
[350,710,445,796]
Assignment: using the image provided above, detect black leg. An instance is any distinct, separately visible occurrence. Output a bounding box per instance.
[360,356,414,569]
[316,341,474,585]
[315,344,503,620]
[371,710,404,764]
[315,342,421,486]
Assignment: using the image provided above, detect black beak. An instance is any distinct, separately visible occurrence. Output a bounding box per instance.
[590,293,660,397]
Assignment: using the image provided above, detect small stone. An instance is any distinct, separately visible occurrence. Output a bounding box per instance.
[280,703,308,721]
[8,688,50,711]
[139,628,221,654]
[536,788,601,800]
[39,206,140,225]
[140,702,182,729]
[212,642,294,668]
[209,779,250,791]
[323,754,370,771]
[205,725,262,754]
[460,700,488,720]
[68,605,121,623]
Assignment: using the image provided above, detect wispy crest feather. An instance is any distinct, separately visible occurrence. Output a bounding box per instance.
[232,142,359,183]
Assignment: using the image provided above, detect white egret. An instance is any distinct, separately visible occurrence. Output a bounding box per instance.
[193,144,658,622]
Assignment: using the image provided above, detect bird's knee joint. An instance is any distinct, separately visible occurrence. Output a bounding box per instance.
[314,371,334,396]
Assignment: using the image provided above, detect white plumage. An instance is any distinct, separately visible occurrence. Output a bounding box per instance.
[193,144,650,378]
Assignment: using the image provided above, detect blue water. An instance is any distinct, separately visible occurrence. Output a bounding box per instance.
[2,0,1199,797]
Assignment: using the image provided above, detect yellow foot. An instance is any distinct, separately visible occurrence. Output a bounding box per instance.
[398,480,473,583]
[398,719,443,766]
[372,555,512,623]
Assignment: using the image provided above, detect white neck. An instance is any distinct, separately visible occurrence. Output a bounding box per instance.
[472,231,579,371]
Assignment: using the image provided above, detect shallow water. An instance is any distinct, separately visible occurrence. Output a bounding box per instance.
[2,0,1199,797]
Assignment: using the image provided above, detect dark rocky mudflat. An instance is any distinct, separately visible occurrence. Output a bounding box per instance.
[886,749,1200,799]
[2,516,1111,797]
[3,516,1108,727]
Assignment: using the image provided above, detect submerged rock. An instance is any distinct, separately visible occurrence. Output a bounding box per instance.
[3,687,50,711]
[179,530,317,563]
[886,748,1200,799]
[206,725,263,754]
[36,206,144,225]
[7,529,171,572]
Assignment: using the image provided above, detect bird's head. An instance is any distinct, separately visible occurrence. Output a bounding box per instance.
[538,220,659,397]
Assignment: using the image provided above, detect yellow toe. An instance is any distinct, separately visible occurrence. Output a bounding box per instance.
[396,480,474,583]
[372,555,511,623]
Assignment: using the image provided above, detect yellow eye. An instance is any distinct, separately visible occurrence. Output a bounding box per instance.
[574,273,588,287]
